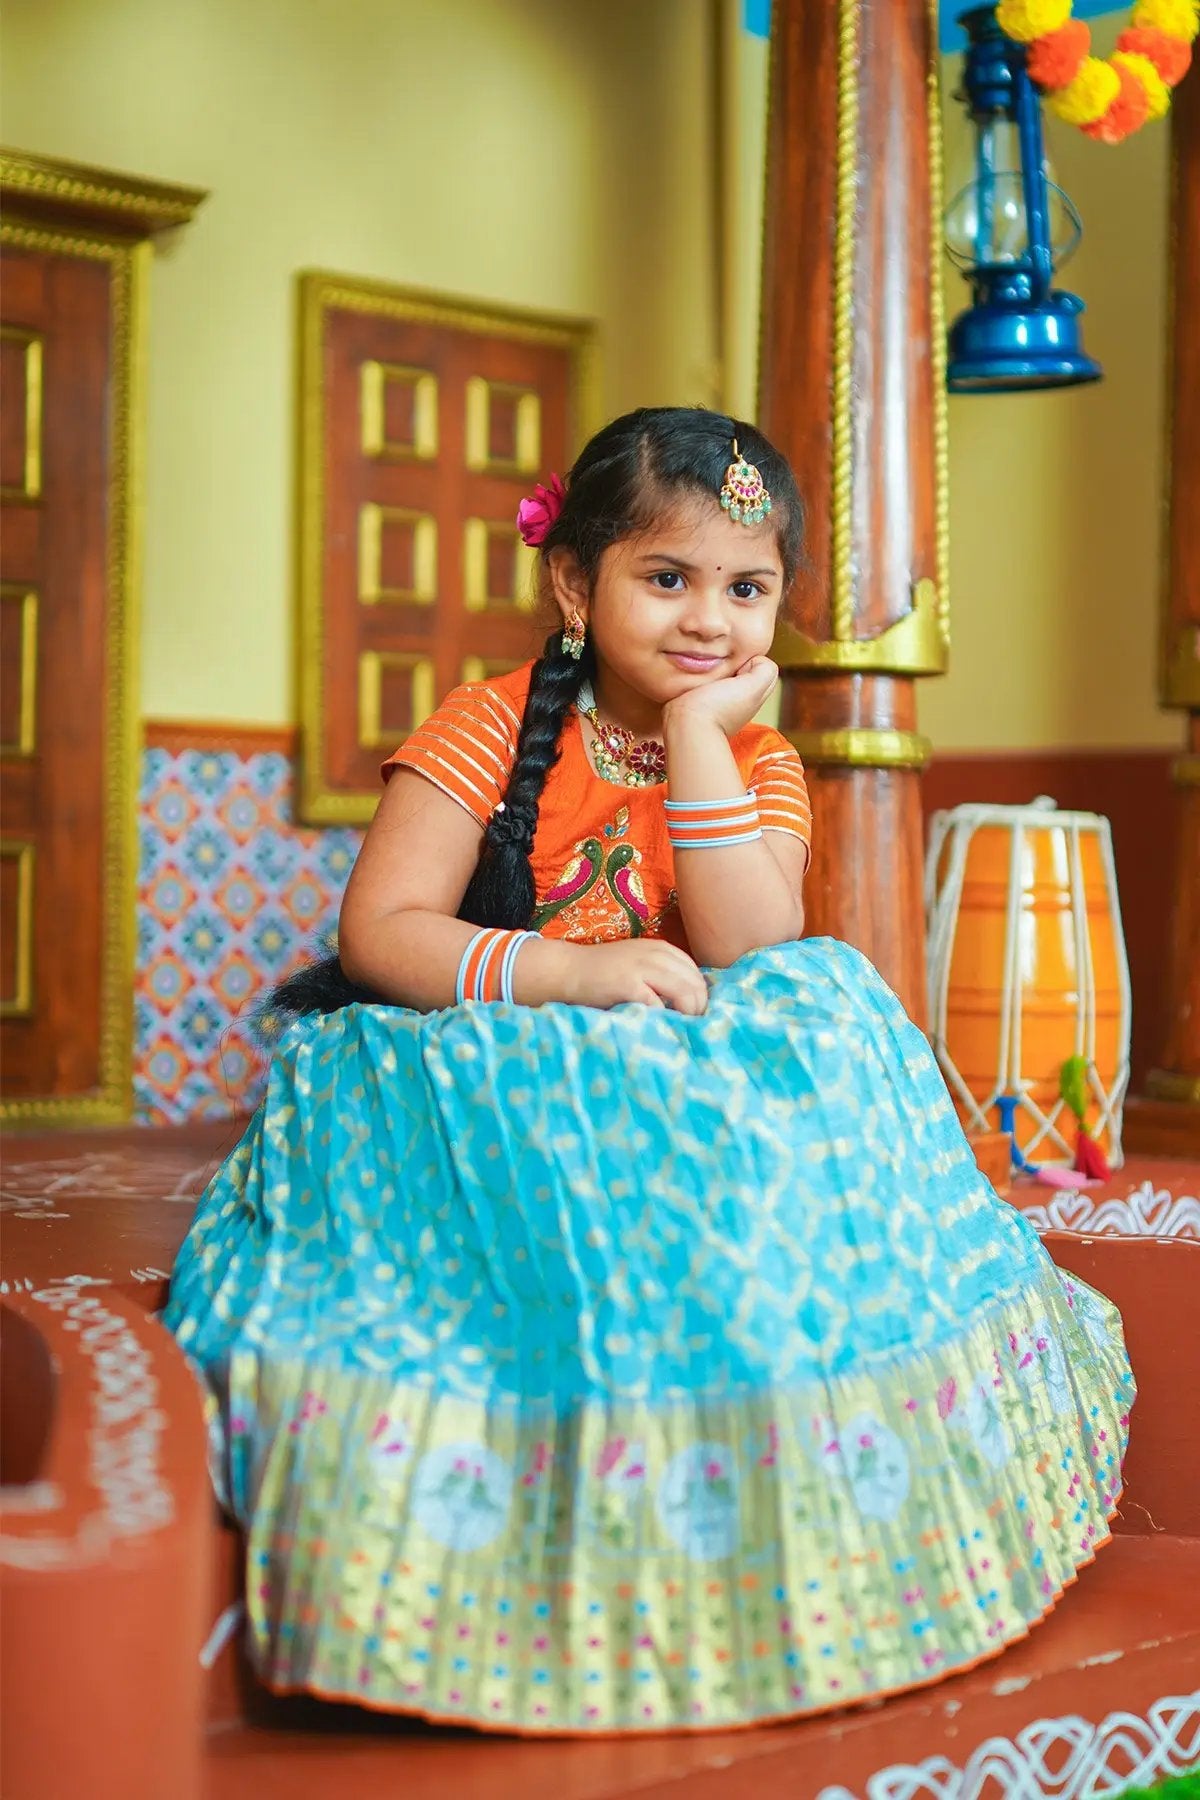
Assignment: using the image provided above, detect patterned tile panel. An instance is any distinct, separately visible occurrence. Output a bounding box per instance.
[134,738,362,1123]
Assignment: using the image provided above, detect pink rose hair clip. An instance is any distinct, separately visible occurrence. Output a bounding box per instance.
[516,474,566,547]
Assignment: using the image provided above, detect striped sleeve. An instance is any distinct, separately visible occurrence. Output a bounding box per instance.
[381,683,521,828]
[748,741,813,849]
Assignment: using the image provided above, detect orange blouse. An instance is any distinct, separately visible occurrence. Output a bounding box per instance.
[382,663,812,949]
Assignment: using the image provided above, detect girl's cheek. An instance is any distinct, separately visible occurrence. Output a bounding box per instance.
[741,609,775,647]
[602,591,639,629]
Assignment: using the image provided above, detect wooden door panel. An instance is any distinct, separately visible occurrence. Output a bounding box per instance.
[0,233,131,1113]
[298,277,597,824]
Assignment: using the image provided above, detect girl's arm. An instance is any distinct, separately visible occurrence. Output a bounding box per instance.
[338,770,708,1013]
[663,659,807,967]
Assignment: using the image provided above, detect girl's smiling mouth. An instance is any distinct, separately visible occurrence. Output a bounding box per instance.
[664,652,725,672]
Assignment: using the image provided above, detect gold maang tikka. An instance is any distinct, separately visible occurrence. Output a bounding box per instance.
[719,439,773,526]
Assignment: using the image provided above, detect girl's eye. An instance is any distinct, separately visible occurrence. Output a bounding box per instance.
[731,581,763,602]
[650,571,685,592]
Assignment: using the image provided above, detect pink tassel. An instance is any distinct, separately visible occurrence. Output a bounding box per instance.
[1034,1165,1096,1190]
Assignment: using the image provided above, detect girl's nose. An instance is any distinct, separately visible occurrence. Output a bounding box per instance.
[680,589,728,639]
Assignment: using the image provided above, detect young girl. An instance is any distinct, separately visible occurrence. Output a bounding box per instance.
[165,406,1132,1735]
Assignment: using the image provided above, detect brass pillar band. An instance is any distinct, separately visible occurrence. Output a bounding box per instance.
[1162,626,1200,711]
[773,578,948,676]
[784,727,932,769]
[1171,753,1200,788]
[1145,1069,1200,1103]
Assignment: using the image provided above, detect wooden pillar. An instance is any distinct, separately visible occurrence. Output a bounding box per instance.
[759,0,947,1024]
[1137,69,1200,1143]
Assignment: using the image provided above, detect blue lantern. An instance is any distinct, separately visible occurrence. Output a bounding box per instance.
[944,5,1101,392]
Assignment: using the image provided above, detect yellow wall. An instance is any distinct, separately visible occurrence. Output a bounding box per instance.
[3,2,1182,752]
[1,0,721,725]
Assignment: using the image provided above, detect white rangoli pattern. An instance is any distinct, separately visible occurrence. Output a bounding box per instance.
[1017,1179,1200,1241]
[816,1693,1200,1800]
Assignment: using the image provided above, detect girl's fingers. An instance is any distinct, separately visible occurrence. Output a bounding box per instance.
[653,944,703,976]
[648,971,708,1015]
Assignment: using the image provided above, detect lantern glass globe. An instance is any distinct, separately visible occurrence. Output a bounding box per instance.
[944,122,1082,272]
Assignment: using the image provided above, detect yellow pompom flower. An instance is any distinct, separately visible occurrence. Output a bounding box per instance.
[996,0,1073,41]
[1131,0,1200,43]
[1047,55,1122,122]
[1112,49,1172,116]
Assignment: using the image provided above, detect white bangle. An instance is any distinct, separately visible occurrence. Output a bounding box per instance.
[455,927,538,1004]
[499,930,537,1004]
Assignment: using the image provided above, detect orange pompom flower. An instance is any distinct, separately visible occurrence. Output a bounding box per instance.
[1081,54,1152,140]
[1116,23,1193,84]
[1028,17,1091,86]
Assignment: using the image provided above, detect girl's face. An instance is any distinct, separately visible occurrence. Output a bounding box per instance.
[551,499,785,724]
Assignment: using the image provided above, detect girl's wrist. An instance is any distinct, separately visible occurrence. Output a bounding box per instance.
[510,934,584,1006]
[661,703,732,749]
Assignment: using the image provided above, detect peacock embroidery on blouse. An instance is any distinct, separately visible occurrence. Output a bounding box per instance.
[532,806,676,942]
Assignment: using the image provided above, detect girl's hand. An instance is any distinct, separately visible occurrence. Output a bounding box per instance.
[557,940,708,1014]
[662,656,780,739]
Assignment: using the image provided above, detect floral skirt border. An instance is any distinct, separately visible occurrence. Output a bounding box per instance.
[219,1266,1133,1733]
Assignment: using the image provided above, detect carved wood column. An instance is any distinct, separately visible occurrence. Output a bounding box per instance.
[1143,68,1200,1129]
[759,0,948,1024]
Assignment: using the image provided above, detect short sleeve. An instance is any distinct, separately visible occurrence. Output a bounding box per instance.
[381,682,521,828]
[749,739,813,850]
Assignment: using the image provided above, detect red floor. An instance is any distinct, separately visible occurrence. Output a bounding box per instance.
[3,1125,1198,1797]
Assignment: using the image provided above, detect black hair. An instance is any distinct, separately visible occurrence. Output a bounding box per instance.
[264,406,804,1020]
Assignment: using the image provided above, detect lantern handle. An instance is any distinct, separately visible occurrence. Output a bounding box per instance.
[1013,44,1054,299]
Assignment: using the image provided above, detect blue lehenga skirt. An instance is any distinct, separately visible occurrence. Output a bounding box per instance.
[164,939,1133,1733]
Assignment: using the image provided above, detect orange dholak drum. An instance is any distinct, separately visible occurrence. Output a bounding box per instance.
[925,797,1131,1170]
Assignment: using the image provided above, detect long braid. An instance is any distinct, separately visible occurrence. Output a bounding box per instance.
[457,629,590,929]
[259,631,586,1023]
[256,937,381,1032]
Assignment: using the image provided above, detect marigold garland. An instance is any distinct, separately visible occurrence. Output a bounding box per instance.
[995,0,1198,142]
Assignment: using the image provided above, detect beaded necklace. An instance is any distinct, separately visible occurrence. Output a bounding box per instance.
[576,681,667,788]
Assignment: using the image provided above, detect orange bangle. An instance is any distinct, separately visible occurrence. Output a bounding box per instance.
[664,793,762,850]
